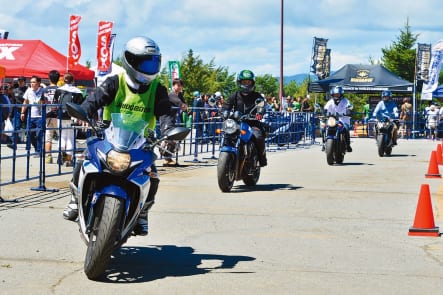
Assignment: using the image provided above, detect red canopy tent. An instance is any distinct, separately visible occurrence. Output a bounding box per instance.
[0,39,95,82]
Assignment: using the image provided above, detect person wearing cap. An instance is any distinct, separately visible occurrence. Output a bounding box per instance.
[426,104,439,140]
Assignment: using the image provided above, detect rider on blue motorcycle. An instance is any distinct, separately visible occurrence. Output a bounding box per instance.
[372,90,399,145]
[63,36,173,236]
[323,86,353,152]
[222,69,268,167]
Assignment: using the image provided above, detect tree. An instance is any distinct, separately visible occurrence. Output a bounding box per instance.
[381,18,418,82]
[255,74,279,97]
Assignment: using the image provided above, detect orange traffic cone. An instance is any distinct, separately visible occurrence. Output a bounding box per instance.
[425,150,441,178]
[437,144,443,165]
[408,184,440,237]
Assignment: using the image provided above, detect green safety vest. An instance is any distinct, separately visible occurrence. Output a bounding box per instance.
[103,73,158,130]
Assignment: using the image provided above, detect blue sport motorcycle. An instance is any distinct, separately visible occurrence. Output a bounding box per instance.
[216,99,265,192]
[66,103,189,280]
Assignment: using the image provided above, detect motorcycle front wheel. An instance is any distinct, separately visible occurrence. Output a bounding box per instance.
[325,139,335,165]
[377,134,385,157]
[217,152,236,192]
[84,195,124,280]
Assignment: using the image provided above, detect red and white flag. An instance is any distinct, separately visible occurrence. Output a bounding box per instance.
[97,21,114,73]
[68,15,82,68]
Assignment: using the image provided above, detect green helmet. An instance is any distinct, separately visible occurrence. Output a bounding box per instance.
[237,69,256,93]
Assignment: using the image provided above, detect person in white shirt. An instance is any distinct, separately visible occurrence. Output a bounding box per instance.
[426,104,439,140]
[53,72,84,166]
[323,86,353,152]
[20,75,44,154]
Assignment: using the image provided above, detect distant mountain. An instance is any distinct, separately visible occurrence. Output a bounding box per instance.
[276,73,318,85]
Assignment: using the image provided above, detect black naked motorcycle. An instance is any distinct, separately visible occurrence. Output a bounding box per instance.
[214,98,265,192]
[322,113,347,165]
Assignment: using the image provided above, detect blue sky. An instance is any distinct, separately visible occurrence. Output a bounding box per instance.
[2,0,443,77]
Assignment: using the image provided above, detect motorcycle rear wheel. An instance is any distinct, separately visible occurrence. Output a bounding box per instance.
[243,146,260,186]
[217,152,236,192]
[84,195,124,280]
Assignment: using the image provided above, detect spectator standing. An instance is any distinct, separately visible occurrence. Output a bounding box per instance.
[11,76,28,146]
[293,96,302,112]
[426,104,439,140]
[162,78,188,166]
[301,95,313,112]
[192,91,204,142]
[0,85,12,144]
[270,96,280,112]
[20,75,44,155]
[41,70,60,163]
[400,97,412,139]
[53,72,84,166]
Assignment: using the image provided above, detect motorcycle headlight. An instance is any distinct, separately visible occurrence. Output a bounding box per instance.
[327,117,337,127]
[223,119,239,134]
[377,122,384,129]
[107,150,131,173]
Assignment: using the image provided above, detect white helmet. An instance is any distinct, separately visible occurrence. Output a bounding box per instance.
[121,36,161,85]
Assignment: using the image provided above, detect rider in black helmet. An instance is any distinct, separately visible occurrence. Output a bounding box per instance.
[222,69,268,167]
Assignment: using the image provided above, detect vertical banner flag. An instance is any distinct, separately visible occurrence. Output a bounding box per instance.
[322,49,331,80]
[416,43,431,82]
[421,40,443,100]
[168,61,181,86]
[68,15,82,68]
[97,21,114,74]
[311,37,328,80]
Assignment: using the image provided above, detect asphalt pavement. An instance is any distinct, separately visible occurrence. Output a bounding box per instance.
[1,137,443,294]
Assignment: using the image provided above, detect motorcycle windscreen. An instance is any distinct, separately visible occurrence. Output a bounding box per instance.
[105,113,148,150]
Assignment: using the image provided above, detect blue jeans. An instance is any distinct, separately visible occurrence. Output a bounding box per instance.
[28,116,43,153]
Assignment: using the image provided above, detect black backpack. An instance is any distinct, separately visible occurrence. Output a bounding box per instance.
[57,90,83,114]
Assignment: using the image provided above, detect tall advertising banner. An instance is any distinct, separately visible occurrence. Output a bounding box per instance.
[421,40,443,100]
[168,61,181,86]
[311,37,328,80]
[96,21,114,75]
[68,15,82,68]
[322,49,331,80]
[416,43,431,82]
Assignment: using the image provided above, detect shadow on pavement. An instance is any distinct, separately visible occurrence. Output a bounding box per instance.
[231,183,302,193]
[100,245,255,283]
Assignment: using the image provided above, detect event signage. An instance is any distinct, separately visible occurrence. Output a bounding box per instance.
[168,61,181,86]
[96,21,114,74]
[68,15,82,68]
[421,40,443,100]
[311,37,329,80]
[416,43,431,82]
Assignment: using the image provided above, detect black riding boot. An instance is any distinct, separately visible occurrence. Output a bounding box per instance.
[134,176,159,236]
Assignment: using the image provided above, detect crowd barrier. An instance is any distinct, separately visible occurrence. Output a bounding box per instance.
[1,103,438,191]
[0,103,319,190]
